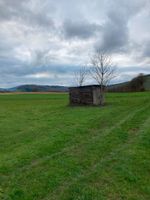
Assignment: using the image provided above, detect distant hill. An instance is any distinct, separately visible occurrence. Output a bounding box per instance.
[0,88,6,92]
[0,88,8,93]
[0,85,68,92]
[0,74,149,93]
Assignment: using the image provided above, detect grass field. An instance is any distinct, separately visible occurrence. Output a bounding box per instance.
[0,92,150,200]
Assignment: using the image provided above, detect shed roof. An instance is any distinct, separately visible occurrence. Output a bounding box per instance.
[69,85,100,89]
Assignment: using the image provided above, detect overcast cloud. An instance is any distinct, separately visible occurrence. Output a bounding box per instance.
[0,0,150,87]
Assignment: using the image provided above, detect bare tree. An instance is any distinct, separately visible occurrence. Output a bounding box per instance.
[74,66,88,86]
[90,50,116,105]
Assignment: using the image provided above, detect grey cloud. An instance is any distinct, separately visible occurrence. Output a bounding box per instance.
[118,66,150,74]
[0,60,80,87]
[142,41,150,58]
[96,0,148,53]
[131,40,150,64]
[0,53,81,77]
[0,0,54,30]
[0,0,150,87]
[0,0,26,21]
[0,73,72,88]
[98,17,128,52]
[63,20,101,40]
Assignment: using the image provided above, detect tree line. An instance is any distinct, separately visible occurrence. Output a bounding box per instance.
[107,73,145,93]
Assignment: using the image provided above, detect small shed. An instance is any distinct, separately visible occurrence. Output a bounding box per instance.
[69,85,101,106]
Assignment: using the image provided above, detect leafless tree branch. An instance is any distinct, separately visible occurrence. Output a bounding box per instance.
[74,66,88,86]
[90,50,117,105]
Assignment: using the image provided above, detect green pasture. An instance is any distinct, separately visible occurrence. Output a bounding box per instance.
[0,92,150,200]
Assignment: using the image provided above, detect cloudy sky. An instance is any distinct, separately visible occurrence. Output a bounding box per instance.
[0,0,150,87]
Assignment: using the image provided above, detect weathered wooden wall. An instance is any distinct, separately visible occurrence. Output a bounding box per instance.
[69,87,93,105]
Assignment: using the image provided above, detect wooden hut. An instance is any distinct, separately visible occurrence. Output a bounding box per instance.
[69,85,101,106]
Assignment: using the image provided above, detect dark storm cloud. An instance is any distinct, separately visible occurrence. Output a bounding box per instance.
[63,20,101,40]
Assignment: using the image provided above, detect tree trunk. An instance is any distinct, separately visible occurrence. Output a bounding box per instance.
[99,91,105,106]
[99,83,105,106]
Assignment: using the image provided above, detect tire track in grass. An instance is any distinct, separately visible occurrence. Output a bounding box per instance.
[43,103,150,200]
[0,106,135,175]
[4,104,150,191]
[0,109,114,171]
[4,104,143,177]
[2,103,150,200]
[58,115,150,200]
[0,93,145,172]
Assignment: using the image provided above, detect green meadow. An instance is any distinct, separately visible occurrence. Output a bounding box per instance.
[0,92,150,200]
